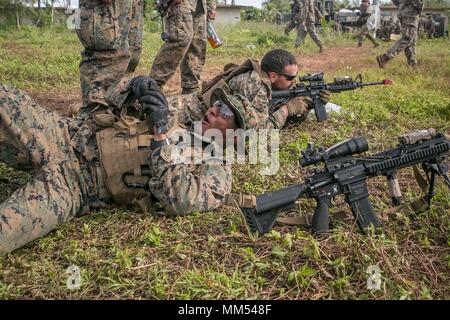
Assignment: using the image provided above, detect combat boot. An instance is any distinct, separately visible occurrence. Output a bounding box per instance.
[319,46,324,53]
[358,42,363,48]
[376,54,389,68]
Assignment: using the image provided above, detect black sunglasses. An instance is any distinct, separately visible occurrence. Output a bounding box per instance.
[277,73,297,81]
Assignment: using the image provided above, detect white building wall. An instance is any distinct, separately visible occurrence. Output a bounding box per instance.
[215,8,241,25]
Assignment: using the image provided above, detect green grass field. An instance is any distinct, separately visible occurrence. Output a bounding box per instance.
[0,23,449,299]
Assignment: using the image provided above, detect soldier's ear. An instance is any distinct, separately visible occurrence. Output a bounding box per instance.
[267,72,278,83]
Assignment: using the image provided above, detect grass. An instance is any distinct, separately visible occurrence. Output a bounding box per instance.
[0,23,449,300]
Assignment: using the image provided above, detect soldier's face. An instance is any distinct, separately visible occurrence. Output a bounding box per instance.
[201,105,237,139]
[270,64,298,90]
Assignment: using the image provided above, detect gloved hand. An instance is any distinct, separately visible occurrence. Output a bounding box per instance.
[319,89,331,104]
[286,96,313,117]
[130,76,159,100]
[139,88,170,135]
[100,0,113,5]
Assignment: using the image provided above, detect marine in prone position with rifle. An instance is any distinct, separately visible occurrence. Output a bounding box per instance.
[170,49,391,130]
[229,129,450,236]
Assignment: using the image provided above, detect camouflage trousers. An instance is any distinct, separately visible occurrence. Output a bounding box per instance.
[284,19,298,35]
[150,4,207,92]
[384,17,419,65]
[0,86,90,255]
[77,0,143,112]
[295,21,323,49]
[357,24,379,47]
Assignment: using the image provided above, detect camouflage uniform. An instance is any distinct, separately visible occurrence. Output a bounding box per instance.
[168,61,290,130]
[77,0,144,112]
[127,0,145,73]
[293,0,323,51]
[0,84,230,255]
[356,2,380,47]
[378,0,422,66]
[284,0,301,35]
[149,0,216,93]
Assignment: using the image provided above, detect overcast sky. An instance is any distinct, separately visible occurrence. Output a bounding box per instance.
[66,0,262,9]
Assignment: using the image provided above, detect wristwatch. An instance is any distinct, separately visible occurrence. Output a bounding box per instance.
[150,137,170,151]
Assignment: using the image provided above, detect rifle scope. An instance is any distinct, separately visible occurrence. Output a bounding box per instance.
[299,73,324,82]
[300,137,369,167]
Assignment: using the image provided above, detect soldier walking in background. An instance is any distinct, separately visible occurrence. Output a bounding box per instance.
[356,0,380,48]
[376,0,423,68]
[294,0,324,53]
[76,0,144,114]
[149,0,217,95]
[284,0,301,35]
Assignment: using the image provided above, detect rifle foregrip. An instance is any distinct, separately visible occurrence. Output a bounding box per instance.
[312,198,331,236]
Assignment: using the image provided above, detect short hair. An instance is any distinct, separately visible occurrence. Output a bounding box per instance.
[261,49,297,74]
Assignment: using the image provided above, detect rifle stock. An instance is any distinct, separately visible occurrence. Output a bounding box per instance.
[243,183,307,234]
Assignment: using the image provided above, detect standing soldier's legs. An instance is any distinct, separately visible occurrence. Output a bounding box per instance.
[284,20,296,35]
[180,7,207,94]
[0,86,87,254]
[306,21,323,51]
[365,32,379,47]
[127,0,144,73]
[377,17,418,67]
[404,24,418,66]
[149,5,194,89]
[295,24,308,48]
[77,0,133,112]
[357,28,365,47]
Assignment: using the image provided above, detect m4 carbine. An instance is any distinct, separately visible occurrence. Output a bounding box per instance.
[241,129,450,236]
[270,73,392,123]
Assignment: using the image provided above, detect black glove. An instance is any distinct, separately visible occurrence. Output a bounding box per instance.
[140,90,170,135]
[130,76,159,100]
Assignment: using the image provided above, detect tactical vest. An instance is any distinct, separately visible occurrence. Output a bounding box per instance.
[95,115,183,212]
[201,59,271,107]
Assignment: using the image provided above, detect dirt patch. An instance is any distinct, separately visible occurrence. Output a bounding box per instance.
[296,45,377,73]
[29,89,81,115]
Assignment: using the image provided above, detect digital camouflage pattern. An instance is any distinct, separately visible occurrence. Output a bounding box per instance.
[0,85,92,255]
[148,131,232,216]
[168,69,289,129]
[127,0,144,73]
[77,0,143,112]
[0,84,230,255]
[149,0,216,93]
[285,0,323,50]
[379,0,422,65]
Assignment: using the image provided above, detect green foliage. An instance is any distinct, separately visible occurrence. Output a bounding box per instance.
[255,29,290,46]
[0,23,449,300]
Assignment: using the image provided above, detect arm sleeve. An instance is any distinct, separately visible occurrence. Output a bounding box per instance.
[148,144,231,216]
[227,70,275,129]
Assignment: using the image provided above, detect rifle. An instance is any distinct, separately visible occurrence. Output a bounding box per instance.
[270,73,392,123]
[153,0,174,42]
[240,129,450,236]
